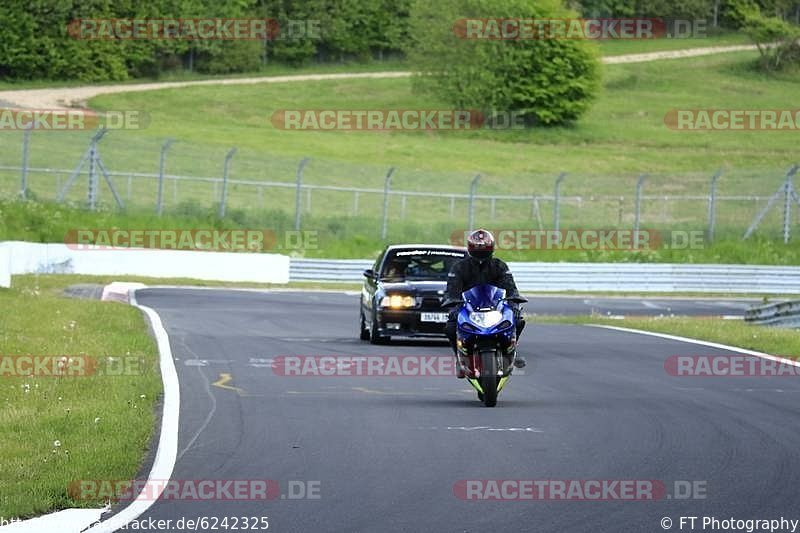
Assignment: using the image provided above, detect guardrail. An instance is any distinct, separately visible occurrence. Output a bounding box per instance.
[290,259,800,294]
[745,300,800,327]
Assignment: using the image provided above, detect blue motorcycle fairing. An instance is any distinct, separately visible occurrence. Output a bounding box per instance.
[463,284,504,312]
[458,284,515,335]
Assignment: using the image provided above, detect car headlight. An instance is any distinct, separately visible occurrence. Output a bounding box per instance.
[380,294,416,308]
[468,310,503,328]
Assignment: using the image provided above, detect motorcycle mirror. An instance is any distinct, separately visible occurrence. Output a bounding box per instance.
[504,296,529,304]
[441,298,464,308]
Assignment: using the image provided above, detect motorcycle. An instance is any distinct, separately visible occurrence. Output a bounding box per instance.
[447,284,527,407]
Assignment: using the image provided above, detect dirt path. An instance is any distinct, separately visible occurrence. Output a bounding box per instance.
[0,44,758,110]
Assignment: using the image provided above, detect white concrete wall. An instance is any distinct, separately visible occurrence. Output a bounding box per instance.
[0,245,10,288]
[0,241,290,284]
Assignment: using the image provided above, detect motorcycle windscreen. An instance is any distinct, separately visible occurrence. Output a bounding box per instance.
[463,284,505,311]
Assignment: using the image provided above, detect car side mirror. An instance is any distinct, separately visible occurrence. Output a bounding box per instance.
[363,269,377,280]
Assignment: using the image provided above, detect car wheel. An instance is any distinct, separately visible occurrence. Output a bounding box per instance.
[359,311,370,341]
[369,313,390,345]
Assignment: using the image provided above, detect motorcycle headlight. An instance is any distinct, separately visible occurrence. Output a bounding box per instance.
[380,294,416,308]
[468,310,503,328]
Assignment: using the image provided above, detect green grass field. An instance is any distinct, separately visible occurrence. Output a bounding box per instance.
[597,30,750,55]
[1,37,798,255]
[0,275,160,518]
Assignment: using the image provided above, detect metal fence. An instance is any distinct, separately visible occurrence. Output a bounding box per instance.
[1,127,799,242]
[290,258,800,294]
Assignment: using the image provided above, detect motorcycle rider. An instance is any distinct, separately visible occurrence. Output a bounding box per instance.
[445,229,527,378]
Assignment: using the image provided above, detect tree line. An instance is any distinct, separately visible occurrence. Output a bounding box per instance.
[0,0,797,82]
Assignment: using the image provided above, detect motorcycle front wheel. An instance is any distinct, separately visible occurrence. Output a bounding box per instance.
[479,350,498,407]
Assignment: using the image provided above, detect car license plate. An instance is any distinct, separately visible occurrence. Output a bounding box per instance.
[421,312,448,323]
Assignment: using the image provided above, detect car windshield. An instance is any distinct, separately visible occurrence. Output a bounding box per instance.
[380,249,465,281]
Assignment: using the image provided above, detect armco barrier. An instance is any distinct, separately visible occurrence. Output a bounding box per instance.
[3,243,798,294]
[0,241,290,284]
[290,258,800,294]
[745,300,800,327]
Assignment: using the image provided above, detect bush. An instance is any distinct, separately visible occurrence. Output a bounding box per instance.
[573,0,713,19]
[735,0,800,70]
[405,0,601,126]
[194,41,264,74]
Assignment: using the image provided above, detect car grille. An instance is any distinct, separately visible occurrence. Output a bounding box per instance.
[420,297,443,310]
[418,321,446,334]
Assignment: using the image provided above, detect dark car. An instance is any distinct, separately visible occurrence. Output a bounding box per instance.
[359,244,468,344]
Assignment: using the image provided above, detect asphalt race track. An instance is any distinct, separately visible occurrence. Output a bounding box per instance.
[122,289,798,533]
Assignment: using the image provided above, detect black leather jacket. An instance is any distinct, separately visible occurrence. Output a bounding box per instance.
[446,256,520,303]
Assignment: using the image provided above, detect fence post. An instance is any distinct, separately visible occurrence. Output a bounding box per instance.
[744,165,800,241]
[634,174,648,248]
[553,173,567,232]
[218,147,237,218]
[707,169,722,242]
[157,138,175,216]
[294,157,311,230]
[381,167,395,240]
[783,170,797,244]
[127,175,133,202]
[87,135,99,210]
[468,174,481,231]
[57,128,107,203]
[401,195,407,219]
[353,191,360,216]
[20,125,32,200]
[490,197,496,220]
[531,194,544,230]
[449,196,455,217]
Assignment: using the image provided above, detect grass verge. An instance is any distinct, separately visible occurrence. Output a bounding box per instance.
[3,199,800,264]
[533,315,800,357]
[0,276,161,518]
[15,274,363,293]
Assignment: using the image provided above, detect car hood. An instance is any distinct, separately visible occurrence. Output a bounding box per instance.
[379,280,447,294]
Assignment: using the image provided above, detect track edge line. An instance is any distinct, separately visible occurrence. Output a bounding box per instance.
[587,324,800,368]
[82,288,181,533]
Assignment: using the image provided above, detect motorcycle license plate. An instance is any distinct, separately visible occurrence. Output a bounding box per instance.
[421,312,448,323]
